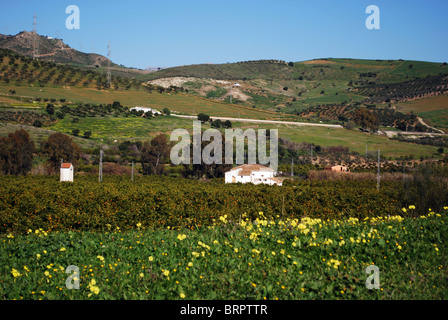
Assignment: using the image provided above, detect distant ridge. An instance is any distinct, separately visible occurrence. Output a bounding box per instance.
[0,31,112,67]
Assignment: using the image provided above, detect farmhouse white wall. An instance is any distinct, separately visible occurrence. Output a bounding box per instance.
[225,164,281,185]
[60,164,74,182]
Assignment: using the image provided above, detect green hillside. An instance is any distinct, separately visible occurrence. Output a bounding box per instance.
[0,48,143,90]
[0,31,151,80]
[142,58,448,121]
[142,58,447,83]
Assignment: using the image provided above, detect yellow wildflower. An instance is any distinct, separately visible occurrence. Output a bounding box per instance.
[177,234,187,241]
[11,268,21,277]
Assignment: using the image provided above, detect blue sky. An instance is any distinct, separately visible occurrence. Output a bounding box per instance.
[1,0,447,69]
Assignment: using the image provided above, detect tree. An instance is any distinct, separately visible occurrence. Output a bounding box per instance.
[288,62,294,67]
[0,129,35,175]
[46,103,55,115]
[162,107,171,115]
[197,113,210,124]
[41,132,81,170]
[223,120,232,128]
[437,147,444,154]
[141,134,170,175]
[56,111,65,119]
[83,131,92,139]
[33,119,43,127]
[72,129,80,136]
[352,108,379,132]
[211,119,222,128]
[181,136,232,179]
[145,111,153,118]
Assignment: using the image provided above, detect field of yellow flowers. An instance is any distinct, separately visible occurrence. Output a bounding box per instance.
[1,204,447,300]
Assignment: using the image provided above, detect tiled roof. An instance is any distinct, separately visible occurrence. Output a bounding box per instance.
[61,163,72,168]
[231,164,274,172]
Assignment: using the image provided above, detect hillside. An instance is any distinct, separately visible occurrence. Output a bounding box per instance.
[142,58,447,84]
[0,48,143,90]
[142,58,448,131]
[0,31,148,79]
[0,31,111,67]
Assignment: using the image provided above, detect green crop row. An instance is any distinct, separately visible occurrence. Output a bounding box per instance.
[0,175,405,235]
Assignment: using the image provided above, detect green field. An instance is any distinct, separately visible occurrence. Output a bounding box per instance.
[47,115,193,143]
[396,95,448,132]
[254,123,440,159]
[0,122,97,149]
[0,85,291,121]
[2,211,447,300]
[0,112,440,159]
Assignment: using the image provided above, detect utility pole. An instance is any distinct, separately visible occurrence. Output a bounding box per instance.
[131,161,134,182]
[291,158,294,176]
[310,145,313,164]
[377,149,381,191]
[99,150,103,182]
[107,41,111,88]
[32,13,38,60]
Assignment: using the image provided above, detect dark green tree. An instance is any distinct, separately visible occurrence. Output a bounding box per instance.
[0,129,35,175]
[83,131,92,139]
[211,119,222,128]
[223,120,232,128]
[46,103,55,115]
[197,113,210,124]
[141,134,171,175]
[40,132,81,170]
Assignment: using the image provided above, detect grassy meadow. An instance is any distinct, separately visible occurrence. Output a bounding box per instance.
[396,95,448,132]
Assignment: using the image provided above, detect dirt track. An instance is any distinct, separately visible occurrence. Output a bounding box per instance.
[172,114,343,128]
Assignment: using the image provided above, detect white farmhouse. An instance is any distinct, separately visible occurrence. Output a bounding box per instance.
[60,163,74,182]
[130,106,162,115]
[225,164,282,186]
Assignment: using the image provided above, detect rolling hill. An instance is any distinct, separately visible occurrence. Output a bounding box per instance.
[141,58,448,131]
